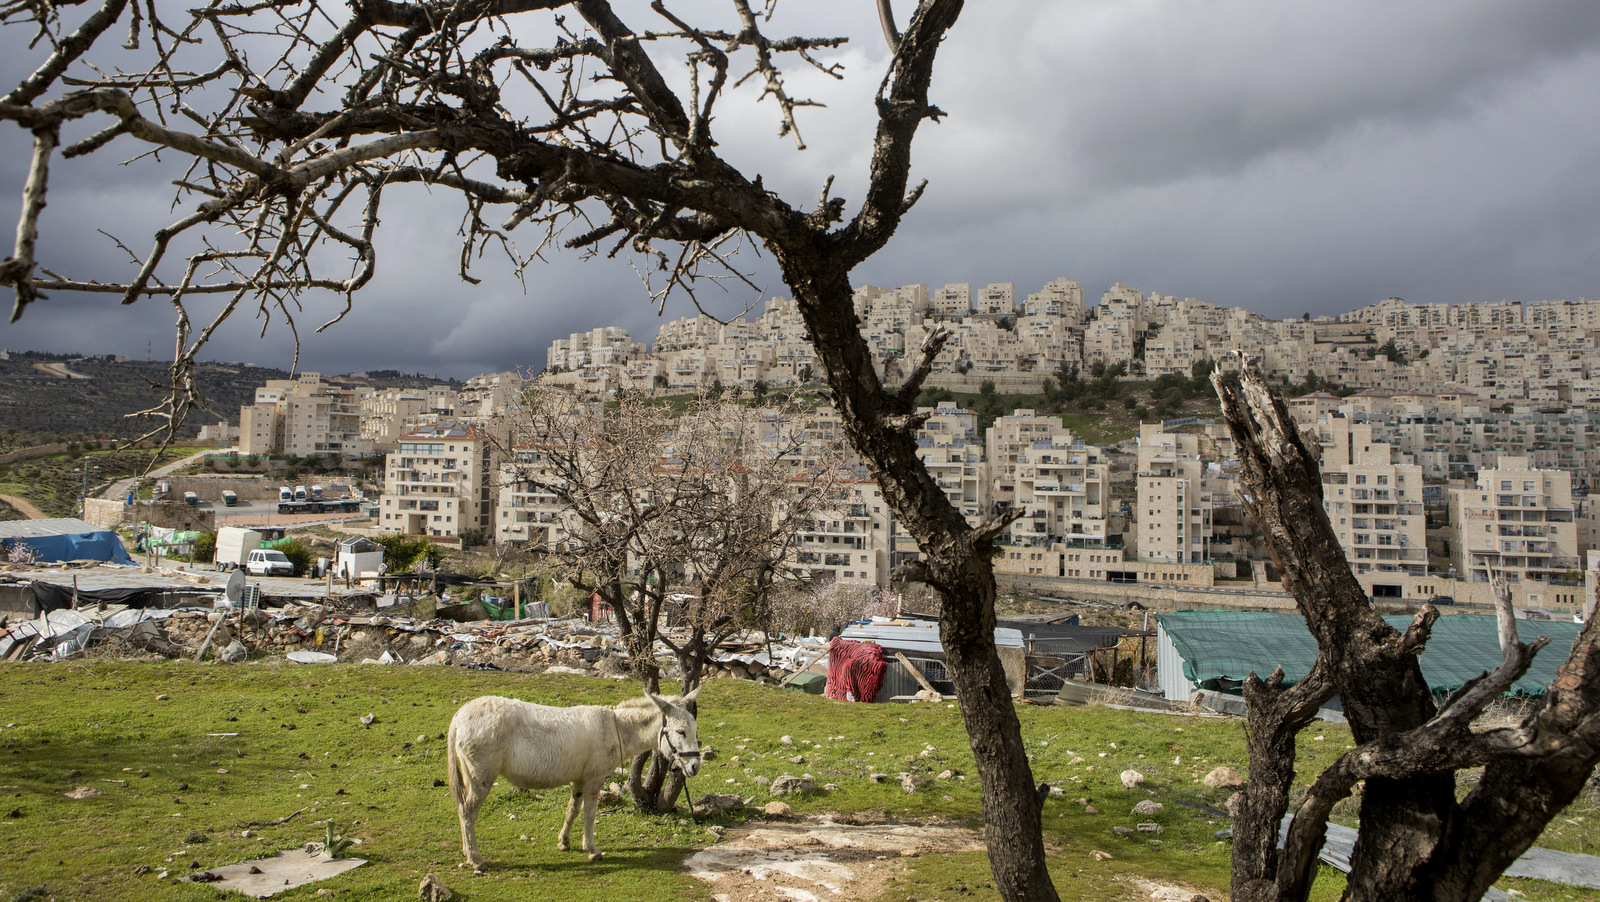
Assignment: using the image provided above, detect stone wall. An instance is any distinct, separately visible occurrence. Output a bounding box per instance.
[127,500,216,531]
[999,570,1585,616]
[82,498,125,530]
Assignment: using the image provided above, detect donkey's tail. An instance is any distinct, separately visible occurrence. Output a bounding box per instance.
[446,717,464,806]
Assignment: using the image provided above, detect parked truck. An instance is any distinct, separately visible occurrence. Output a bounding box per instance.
[279,486,294,503]
[213,526,264,571]
[310,484,324,501]
[294,485,308,502]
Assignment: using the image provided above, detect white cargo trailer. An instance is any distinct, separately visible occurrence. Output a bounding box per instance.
[213,527,264,571]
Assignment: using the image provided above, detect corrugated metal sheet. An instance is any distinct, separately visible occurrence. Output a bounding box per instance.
[0,518,106,539]
[1156,623,1194,701]
[840,619,1023,656]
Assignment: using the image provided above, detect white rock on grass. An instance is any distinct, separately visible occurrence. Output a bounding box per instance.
[1203,766,1246,789]
[1120,770,1145,790]
[769,775,816,797]
[1132,800,1164,816]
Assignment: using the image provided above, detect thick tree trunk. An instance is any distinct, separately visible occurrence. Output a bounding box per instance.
[1216,361,1456,901]
[1231,661,1334,902]
[1217,355,1600,901]
[781,256,1059,902]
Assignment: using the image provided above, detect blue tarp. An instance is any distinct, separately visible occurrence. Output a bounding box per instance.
[0,519,135,565]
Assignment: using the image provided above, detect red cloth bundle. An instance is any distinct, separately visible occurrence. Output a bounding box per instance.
[824,637,886,702]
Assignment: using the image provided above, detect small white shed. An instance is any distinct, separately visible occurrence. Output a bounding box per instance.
[335,536,383,583]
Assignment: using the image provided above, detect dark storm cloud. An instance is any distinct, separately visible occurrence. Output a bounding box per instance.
[2,2,1599,379]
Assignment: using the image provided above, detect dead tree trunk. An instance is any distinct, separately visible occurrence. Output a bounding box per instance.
[780,258,1058,902]
[1214,357,1600,902]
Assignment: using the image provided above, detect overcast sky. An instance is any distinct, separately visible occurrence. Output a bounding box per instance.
[2,1,1599,380]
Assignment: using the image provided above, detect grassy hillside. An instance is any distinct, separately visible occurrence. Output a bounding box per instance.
[0,447,207,518]
[1,663,1594,901]
[0,352,462,441]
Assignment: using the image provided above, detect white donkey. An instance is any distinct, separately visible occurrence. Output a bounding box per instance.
[446,687,701,870]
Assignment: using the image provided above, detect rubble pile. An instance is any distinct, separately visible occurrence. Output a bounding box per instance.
[0,599,829,688]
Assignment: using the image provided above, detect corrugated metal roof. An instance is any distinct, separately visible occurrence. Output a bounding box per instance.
[840,618,1023,655]
[0,518,109,539]
[1158,610,1584,697]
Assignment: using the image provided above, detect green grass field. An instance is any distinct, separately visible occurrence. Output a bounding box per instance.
[0,662,1592,901]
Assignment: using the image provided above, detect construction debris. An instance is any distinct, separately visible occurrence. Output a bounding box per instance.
[0,594,833,687]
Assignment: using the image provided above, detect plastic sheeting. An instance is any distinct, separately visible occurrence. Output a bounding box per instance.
[29,581,169,616]
[1160,610,1585,697]
[0,521,134,566]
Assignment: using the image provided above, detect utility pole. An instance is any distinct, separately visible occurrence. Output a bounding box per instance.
[73,462,100,517]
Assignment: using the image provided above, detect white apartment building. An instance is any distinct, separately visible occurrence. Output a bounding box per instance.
[457,371,523,420]
[360,387,457,452]
[496,443,572,550]
[787,473,894,585]
[974,282,1016,317]
[238,373,371,459]
[929,283,972,320]
[915,401,989,521]
[1450,456,1579,585]
[378,423,498,538]
[1135,424,1217,564]
[1024,278,1087,323]
[984,410,1112,552]
[1006,436,1111,551]
[1318,416,1428,579]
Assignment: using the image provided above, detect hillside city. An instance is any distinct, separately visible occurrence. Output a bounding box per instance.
[219,281,1600,618]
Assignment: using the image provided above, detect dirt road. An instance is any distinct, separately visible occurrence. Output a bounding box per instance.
[0,493,48,519]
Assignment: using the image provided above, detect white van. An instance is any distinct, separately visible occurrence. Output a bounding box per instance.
[245,548,295,577]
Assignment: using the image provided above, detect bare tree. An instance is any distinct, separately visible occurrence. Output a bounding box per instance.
[1213,357,1600,902]
[1,0,1050,895]
[496,384,673,684]
[499,382,842,811]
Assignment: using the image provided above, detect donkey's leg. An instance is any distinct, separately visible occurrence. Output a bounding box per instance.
[457,770,494,871]
[556,782,582,852]
[582,782,604,861]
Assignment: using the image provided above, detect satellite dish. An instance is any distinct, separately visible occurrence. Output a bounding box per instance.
[225,569,246,608]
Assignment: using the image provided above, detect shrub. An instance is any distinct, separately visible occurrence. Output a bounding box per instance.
[190,531,217,565]
[275,538,314,576]
[373,533,436,571]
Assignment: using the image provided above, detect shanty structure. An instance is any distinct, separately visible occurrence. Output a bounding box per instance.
[1157,610,1585,702]
[837,618,1027,700]
[999,614,1149,692]
[0,518,135,566]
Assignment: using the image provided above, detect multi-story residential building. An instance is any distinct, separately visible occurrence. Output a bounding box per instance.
[1317,416,1428,578]
[915,401,989,522]
[1450,456,1579,585]
[238,373,371,459]
[1135,424,1216,564]
[1007,434,1112,551]
[495,442,571,550]
[987,410,1112,554]
[360,387,457,452]
[974,282,1016,317]
[457,371,523,421]
[787,471,894,585]
[929,283,972,320]
[378,423,498,538]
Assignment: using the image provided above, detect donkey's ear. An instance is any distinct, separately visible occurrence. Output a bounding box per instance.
[682,684,701,703]
[646,693,671,711]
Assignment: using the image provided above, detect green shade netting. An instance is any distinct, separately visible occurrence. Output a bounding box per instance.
[1158,610,1586,696]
